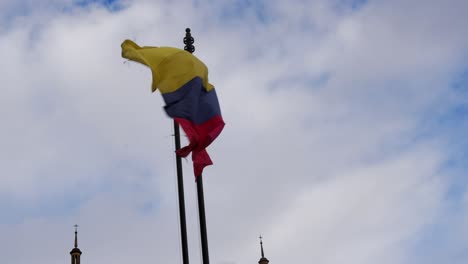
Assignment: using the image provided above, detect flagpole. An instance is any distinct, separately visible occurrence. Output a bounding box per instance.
[183,28,210,264]
[174,119,189,264]
[196,175,210,264]
[174,29,193,264]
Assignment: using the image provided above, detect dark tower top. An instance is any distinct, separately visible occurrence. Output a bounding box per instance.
[258,236,269,264]
[70,225,82,264]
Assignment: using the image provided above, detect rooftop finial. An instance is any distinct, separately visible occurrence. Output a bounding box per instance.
[74,224,79,248]
[258,234,269,264]
[259,235,265,258]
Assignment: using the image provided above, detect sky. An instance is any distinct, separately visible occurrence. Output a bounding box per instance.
[1,0,468,263]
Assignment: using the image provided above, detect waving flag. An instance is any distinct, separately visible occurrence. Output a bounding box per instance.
[121,39,225,177]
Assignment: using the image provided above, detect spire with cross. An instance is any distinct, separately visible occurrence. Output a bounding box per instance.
[70,225,82,264]
[258,235,269,264]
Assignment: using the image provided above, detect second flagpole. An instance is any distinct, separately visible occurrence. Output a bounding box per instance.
[183,28,210,264]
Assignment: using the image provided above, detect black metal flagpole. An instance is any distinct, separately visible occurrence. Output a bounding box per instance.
[183,28,210,264]
[196,175,210,264]
[173,29,195,264]
[174,118,189,264]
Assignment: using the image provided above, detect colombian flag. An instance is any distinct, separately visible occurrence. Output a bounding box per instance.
[121,40,225,177]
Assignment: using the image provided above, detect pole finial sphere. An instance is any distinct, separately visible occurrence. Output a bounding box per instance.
[184,28,195,53]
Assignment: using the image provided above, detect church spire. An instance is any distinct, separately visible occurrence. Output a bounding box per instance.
[258,235,269,264]
[70,225,82,264]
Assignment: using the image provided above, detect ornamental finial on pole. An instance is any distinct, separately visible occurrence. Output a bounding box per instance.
[184,28,195,54]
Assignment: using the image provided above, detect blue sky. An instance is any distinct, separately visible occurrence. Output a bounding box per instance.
[75,0,122,10]
[1,0,468,264]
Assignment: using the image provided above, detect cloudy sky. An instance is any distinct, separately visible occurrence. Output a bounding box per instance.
[1,0,468,263]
